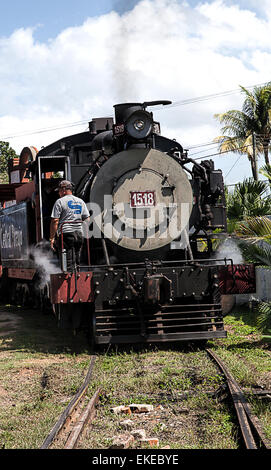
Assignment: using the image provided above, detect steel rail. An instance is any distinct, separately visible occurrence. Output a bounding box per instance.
[64,388,100,449]
[206,349,270,450]
[40,355,98,449]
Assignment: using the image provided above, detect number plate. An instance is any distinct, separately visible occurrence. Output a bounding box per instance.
[130,191,156,208]
[113,123,125,135]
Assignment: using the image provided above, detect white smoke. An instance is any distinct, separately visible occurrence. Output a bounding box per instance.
[29,245,61,287]
[215,237,244,264]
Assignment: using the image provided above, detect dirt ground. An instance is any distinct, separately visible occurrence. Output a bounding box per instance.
[1,305,271,450]
[0,312,24,337]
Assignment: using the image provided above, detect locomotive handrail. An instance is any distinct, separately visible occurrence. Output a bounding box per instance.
[78,257,234,270]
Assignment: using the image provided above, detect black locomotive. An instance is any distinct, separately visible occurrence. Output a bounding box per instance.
[0,101,254,345]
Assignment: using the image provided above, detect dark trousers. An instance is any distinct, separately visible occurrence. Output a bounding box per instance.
[59,231,83,272]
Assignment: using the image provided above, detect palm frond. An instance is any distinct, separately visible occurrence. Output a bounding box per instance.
[256,301,271,332]
[215,83,271,178]
[217,117,251,139]
[260,164,271,180]
[236,216,271,239]
[237,240,271,265]
[236,178,268,196]
[227,183,271,221]
[213,135,247,154]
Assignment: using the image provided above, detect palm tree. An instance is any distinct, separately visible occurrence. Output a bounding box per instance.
[236,215,271,264]
[236,216,271,333]
[214,83,271,180]
[260,163,271,183]
[226,178,271,232]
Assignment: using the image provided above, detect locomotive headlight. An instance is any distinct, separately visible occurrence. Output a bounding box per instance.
[134,119,145,131]
[126,110,153,139]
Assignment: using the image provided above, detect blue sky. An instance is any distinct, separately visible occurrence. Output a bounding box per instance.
[0,1,110,41]
[0,0,139,41]
[0,0,264,41]
[0,0,271,185]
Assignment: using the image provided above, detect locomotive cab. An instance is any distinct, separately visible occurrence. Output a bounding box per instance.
[35,155,71,241]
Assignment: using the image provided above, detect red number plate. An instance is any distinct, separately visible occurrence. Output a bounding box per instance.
[113,123,125,135]
[130,191,156,208]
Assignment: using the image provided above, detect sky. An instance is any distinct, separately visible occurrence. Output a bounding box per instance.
[1,0,271,186]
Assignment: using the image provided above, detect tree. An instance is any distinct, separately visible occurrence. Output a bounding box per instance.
[214,83,271,180]
[226,178,271,232]
[260,163,271,183]
[236,216,271,333]
[0,141,17,183]
[236,215,271,265]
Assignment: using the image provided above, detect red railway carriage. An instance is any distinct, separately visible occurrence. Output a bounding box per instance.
[0,102,256,345]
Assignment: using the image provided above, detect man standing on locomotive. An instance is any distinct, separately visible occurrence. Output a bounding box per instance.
[49,180,90,272]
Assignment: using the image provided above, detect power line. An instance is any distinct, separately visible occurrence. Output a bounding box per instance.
[188,132,269,155]
[189,136,251,157]
[1,80,270,142]
[189,143,221,156]
[187,135,243,152]
[192,144,252,161]
[188,140,219,150]
[153,81,270,110]
[1,119,90,140]
[225,154,243,179]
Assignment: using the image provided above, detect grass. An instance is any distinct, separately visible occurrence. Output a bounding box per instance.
[81,347,238,449]
[0,303,271,449]
[0,305,91,449]
[206,305,271,445]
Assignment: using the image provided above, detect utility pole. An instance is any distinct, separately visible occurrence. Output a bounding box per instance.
[252,132,258,181]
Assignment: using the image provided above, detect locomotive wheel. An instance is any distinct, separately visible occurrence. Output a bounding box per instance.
[40,283,53,315]
[21,283,30,307]
[86,315,95,351]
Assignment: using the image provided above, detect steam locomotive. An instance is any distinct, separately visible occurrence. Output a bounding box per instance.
[0,101,255,345]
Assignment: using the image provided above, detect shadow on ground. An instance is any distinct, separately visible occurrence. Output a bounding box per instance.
[0,305,90,355]
[0,304,209,356]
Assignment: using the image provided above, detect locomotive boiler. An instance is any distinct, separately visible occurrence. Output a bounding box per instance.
[0,101,256,345]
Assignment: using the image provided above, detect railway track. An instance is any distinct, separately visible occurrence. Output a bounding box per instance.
[40,355,100,449]
[206,349,270,450]
[39,349,270,450]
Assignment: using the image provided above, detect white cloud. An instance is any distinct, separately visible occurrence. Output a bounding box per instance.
[1,0,271,182]
[196,0,271,50]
